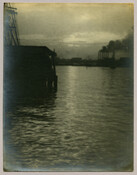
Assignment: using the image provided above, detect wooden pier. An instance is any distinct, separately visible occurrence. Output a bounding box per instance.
[4,45,58,98]
[4,4,58,98]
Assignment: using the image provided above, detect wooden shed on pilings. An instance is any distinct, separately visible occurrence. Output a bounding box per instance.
[4,45,58,98]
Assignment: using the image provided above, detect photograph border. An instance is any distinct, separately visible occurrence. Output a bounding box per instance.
[0,0,136,174]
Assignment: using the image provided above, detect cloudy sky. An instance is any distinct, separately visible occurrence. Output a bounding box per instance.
[12,3,133,59]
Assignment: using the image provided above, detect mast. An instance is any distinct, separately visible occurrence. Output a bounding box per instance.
[4,3,19,46]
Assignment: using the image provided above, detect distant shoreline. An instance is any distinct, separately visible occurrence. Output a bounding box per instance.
[55,57,133,68]
[56,63,133,68]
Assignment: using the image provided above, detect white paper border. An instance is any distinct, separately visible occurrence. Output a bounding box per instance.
[0,0,136,175]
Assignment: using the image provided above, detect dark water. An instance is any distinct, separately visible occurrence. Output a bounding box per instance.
[4,66,133,171]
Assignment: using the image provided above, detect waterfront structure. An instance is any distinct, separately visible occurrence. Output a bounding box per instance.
[4,3,58,99]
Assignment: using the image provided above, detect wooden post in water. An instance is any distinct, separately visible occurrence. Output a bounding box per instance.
[54,75,58,91]
[52,50,58,91]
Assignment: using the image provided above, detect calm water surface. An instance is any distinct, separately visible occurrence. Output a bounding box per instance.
[4,66,133,171]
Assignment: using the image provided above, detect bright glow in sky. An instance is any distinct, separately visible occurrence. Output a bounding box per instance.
[10,3,133,59]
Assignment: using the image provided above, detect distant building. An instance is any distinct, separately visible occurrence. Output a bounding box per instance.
[110,50,130,60]
[71,57,82,62]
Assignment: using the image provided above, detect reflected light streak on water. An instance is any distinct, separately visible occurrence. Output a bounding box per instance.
[4,66,133,171]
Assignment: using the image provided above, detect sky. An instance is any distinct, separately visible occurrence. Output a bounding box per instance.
[11,3,133,59]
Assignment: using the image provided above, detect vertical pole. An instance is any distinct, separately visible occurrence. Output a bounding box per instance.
[98,51,100,60]
[52,53,57,91]
[112,49,115,61]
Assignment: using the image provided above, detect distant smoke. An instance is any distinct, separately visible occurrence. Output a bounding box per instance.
[122,30,133,52]
[99,28,133,57]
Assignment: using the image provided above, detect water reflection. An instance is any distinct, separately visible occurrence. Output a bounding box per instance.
[4,92,57,170]
[4,66,133,171]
